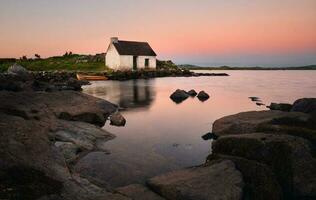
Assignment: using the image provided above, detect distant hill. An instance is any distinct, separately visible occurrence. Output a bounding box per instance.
[179,65,316,70]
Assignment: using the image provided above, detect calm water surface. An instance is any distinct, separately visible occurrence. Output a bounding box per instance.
[82,70,316,187]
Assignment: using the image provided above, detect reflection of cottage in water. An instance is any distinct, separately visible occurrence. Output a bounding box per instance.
[83,79,155,111]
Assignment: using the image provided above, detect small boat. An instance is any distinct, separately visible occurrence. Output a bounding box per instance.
[76,73,108,81]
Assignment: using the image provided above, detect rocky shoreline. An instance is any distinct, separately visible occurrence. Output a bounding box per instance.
[13,69,228,81]
[1,66,315,200]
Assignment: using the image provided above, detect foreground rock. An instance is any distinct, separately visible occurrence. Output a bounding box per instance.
[212,133,316,199]
[207,155,283,200]
[116,184,165,200]
[110,112,126,126]
[197,91,210,101]
[147,160,244,200]
[169,89,189,103]
[0,89,121,199]
[53,120,115,164]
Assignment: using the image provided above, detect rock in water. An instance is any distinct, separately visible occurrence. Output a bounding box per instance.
[187,89,197,97]
[170,89,189,103]
[267,103,292,111]
[249,97,260,101]
[202,132,219,140]
[147,160,244,200]
[197,91,210,101]
[291,98,316,115]
[110,112,126,126]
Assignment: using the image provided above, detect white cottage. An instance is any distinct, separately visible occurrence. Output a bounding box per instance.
[105,37,157,71]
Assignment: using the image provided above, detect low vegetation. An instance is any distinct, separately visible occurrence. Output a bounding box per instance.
[0,53,108,72]
[156,60,180,70]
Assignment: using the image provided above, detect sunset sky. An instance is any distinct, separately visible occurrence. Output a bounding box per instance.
[0,0,315,67]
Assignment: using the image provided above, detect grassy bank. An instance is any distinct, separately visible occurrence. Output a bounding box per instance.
[0,54,108,72]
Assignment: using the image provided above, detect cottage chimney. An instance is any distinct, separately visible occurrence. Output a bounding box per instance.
[111,37,119,43]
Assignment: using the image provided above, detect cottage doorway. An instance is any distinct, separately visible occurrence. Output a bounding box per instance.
[145,59,149,69]
[133,56,137,70]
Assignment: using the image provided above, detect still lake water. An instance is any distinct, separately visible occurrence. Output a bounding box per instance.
[82,70,316,187]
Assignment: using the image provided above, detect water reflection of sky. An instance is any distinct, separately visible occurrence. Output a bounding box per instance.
[81,70,316,187]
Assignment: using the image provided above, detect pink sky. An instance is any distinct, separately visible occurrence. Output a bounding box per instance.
[0,0,315,66]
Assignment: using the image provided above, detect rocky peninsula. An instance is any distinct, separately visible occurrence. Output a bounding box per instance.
[1,65,315,200]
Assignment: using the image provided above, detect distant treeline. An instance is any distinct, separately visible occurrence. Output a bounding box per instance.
[178,64,316,70]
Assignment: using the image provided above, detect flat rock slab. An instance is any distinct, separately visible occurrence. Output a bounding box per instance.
[0,91,117,126]
[116,184,165,200]
[212,110,310,136]
[147,160,244,200]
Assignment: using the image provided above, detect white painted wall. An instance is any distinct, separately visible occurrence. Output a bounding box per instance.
[137,56,156,69]
[106,43,157,71]
[105,43,120,70]
[120,55,133,70]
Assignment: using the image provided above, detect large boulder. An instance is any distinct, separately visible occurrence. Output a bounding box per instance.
[291,98,316,115]
[116,184,165,200]
[0,90,123,200]
[147,160,244,200]
[212,110,310,136]
[169,89,189,103]
[212,133,316,199]
[207,155,283,200]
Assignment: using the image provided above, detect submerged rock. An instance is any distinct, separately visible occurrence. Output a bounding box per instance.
[197,91,210,101]
[187,89,197,97]
[170,89,189,103]
[110,112,126,127]
[267,103,292,112]
[147,160,244,200]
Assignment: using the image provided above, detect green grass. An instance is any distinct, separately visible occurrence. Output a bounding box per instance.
[0,54,108,72]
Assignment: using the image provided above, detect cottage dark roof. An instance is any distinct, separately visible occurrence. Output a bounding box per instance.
[113,40,157,56]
